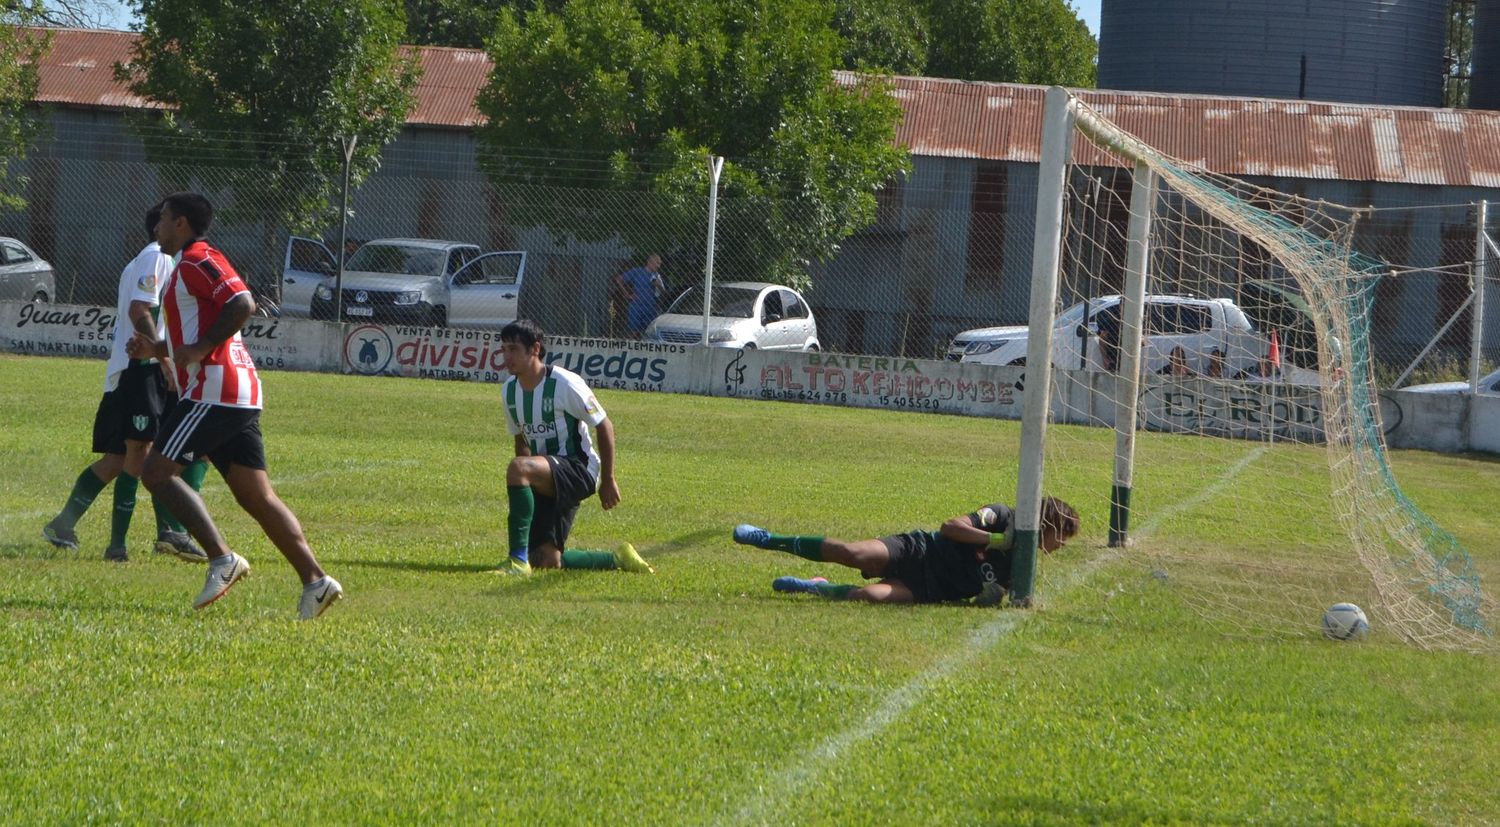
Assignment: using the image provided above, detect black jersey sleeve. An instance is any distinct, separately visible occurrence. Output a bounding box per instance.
[969,503,1014,531]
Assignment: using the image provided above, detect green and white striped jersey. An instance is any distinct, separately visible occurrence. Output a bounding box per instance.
[501,365,607,479]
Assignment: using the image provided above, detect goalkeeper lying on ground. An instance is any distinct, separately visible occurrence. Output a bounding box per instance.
[733,496,1079,606]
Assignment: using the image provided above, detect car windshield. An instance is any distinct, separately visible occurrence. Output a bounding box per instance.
[1055,298,1112,327]
[345,244,444,277]
[665,286,758,319]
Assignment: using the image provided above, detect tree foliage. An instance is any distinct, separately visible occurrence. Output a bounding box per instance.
[475,0,910,288]
[0,10,50,211]
[403,0,523,48]
[118,0,419,234]
[832,0,927,75]
[924,0,1095,86]
[409,0,1094,86]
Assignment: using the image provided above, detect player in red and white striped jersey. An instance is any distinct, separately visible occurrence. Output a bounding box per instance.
[160,238,263,408]
[129,192,342,620]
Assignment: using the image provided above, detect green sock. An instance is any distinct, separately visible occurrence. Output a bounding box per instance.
[561,549,617,570]
[762,534,825,561]
[56,467,108,528]
[109,473,138,548]
[507,485,534,563]
[815,582,856,600]
[155,458,209,535]
[183,458,209,490]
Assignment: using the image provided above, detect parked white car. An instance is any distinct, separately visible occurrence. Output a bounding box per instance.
[959,294,1268,376]
[1400,367,1500,396]
[644,281,819,350]
[285,237,526,329]
[0,236,56,302]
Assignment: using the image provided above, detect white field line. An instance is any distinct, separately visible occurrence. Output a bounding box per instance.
[719,446,1268,827]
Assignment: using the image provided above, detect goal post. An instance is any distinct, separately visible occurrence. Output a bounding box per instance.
[1015,87,1492,650]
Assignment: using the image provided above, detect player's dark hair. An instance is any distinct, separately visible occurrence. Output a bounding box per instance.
[145,202,163,243]
[161,192,214,237]
[1040,496,1081,540]
[501,318,546,357]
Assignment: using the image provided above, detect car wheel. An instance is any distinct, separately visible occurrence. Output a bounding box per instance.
[806,343,820,352]
[31,290,48,303]
[1008,357,1026,367]
[429,306,447,327]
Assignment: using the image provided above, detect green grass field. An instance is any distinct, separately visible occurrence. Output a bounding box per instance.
[3,353,1498,824]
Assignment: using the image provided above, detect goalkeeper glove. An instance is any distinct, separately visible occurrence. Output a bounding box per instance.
[986,524,1016,552]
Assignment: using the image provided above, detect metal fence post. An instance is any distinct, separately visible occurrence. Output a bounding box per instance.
[701,155,724,346]
[334,134,358,323]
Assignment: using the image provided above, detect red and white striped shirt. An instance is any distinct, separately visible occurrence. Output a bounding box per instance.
[162,239,262,409]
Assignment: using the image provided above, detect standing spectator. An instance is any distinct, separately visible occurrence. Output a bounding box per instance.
[617,252,665,338]
[1205,348,1227,379]
[1158,345,1195,377]
[1094,303,1122,373]
[128,192,343,619]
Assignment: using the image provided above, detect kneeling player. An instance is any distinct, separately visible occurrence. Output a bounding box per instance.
[732,496,1079,605]
[493,319,652,576]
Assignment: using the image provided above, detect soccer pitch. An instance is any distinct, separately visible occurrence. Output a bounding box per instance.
[2,353,1498,824]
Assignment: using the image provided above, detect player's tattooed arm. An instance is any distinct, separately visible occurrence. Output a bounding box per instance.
[127,299,158,340]
[174,293,254,366]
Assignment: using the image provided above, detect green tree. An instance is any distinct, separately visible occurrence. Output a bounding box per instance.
[833,0,927,75]
[404,0,522,48]
[0,10,50,211]
[476,0,909,289]
[118,0,419,234]
[924,0,1095,86]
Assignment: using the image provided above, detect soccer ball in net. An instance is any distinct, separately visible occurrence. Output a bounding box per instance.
[1322,603,1370,641]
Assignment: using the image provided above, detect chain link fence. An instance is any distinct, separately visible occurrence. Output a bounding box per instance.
[1,123,1496,381]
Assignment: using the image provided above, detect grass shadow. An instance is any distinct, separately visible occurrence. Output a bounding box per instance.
[327,558,495,575]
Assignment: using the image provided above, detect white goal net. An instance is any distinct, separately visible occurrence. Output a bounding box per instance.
[1023,89,1493,651]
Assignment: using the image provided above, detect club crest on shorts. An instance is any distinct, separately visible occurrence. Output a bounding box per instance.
[132,415,149,431]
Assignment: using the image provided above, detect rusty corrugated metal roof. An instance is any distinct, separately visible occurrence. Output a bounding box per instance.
[30,29,154,110]
[27,28,488,126]
[867,70,1500,187]
[29,29,1500,188]
[404,45,489,127]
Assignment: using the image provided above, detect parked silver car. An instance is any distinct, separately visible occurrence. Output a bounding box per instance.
[0,236,56,302]
[288,237,526,329]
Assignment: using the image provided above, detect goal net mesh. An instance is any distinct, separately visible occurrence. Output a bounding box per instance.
[1041,98,1492,651]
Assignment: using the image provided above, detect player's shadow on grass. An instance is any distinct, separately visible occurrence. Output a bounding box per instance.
[0,540,74,561]
[477,527,723,599]
[327,527,720,582]
[328,558,495,574]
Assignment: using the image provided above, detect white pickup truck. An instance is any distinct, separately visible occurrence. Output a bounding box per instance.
[958,294,1278,377]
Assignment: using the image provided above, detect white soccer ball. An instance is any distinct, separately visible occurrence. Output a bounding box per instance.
[1322,602,1370,641]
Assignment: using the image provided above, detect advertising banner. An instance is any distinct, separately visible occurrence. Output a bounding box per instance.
[708,348,1024,419]
[1138,377,1325,441]
[0,301,339,374]
[0,302,117,359]
[338,323,702,391]
[1,303,1333,440]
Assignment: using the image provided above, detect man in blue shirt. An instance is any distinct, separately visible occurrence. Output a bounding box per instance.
[618,253,664,338]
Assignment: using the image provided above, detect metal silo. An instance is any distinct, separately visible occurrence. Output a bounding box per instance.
[1097,0,1447,107]
[1473,0,1500,110]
